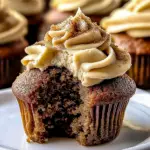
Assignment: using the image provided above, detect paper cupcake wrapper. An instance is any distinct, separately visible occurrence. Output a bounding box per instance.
[17,98,129,145]
[18,99,48,143]
[89,100,128,144]
[18,99,34,142]
[0,58,22,88]
[128,54,150,89]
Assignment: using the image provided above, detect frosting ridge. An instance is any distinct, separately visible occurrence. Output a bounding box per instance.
[0,0,27,44]
[7,0,44,15]
[101,0,150,37]
[22,9,131,87]
[51,0,122,15]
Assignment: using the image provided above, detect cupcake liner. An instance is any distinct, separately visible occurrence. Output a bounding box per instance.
[0,58,22,88]
[18,99,33,139]
[18,99,48,143]
[17,99,129,145]
[89,100,128,144]
[128,54,150,89]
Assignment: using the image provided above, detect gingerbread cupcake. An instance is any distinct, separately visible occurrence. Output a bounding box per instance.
[12,9,136,146]
[7,0,44,45]
[0,0,28,88]
[101,0,150,89]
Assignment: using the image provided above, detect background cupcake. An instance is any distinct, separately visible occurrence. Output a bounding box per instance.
[7,0,44,45]
[12,10,136,145]
[38,0,128,40]
[0,0,28,88]
[101,0,150,89]
[50,0,127,23]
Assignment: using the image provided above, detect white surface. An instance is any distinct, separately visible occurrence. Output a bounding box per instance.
[124,89,150,131]
[0,88,150,150]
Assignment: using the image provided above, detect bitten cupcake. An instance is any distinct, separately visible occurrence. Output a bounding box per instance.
[12,9,136,146]
[38,0,127,41]
[0,0,28,88]
[7,0,44,45]
[101,0,150,89]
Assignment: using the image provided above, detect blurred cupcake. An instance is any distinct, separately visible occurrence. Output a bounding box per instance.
[7,0,44,45]
[101,0,150,89]
[50,0,127,23]
[0,0,28,88]
[38,0,126,41]
[12,9,136,145]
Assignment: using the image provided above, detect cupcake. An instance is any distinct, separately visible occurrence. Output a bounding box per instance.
[0,0,28,88]
[12,9,136,146]
[38,0,127,41]
[7,0,44,45]
[101,0,150,89]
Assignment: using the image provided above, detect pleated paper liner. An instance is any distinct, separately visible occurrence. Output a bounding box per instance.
[18,99,35,142]
[18,99,48,143]
[89,100,129,144]
[17,99,129,145]
[128,54,150,89]
[0,58,22,88]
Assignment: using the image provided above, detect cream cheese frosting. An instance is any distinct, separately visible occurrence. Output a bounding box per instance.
[0,0,27,44]
[51,0,122,15]
[101,0,150,38]
[7,0,44,15]
[22,9,131,87]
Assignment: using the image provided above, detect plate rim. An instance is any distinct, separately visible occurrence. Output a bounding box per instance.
[0,88,150,150]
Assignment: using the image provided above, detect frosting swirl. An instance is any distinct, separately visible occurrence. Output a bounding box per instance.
[22,9,131,87]
[101,0,150,38]
[0,0,27,44]
[7,0,44,15]
[51,0,122,15]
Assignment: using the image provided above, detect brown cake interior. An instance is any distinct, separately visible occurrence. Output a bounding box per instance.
[34,67,82,139]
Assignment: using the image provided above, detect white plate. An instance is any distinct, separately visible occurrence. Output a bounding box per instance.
[0,88,150,150]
